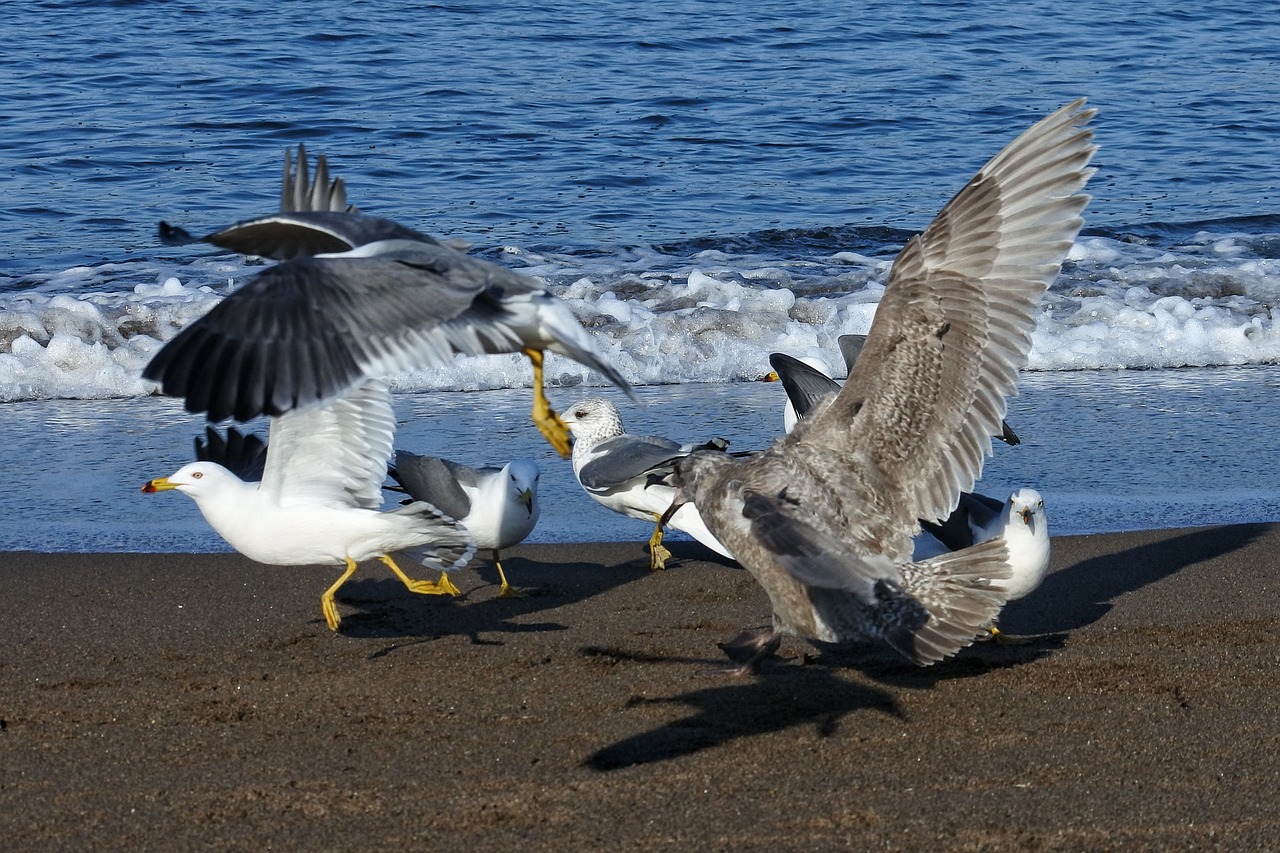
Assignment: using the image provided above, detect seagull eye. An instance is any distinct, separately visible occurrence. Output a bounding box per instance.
[192,471,203,480]
[574,410,587,418]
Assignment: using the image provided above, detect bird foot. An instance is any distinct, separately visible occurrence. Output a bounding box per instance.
[432,573,462,596]
[648,542,672,570]
[709,626,781,675]
[497,583,528,598]
[984,626,1029,645]
[321,597,343,631]
[534,409,572,458]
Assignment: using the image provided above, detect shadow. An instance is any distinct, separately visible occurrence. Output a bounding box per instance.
[584,655,902,771]
[325,550,654,650]
[997,523,1270,636]
[804,632,1068,689]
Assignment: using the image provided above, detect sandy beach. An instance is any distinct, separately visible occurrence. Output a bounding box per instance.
[3,524,1278,850]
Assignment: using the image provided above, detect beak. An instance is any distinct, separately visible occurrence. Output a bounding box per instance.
[518,488,534,514]
[142,477,177,494]
[761,371,780,382]
[1019,507,1032,524]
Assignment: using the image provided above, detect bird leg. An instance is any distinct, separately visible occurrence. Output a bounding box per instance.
[493,550,523,597]
[648,513,672,571]
[984,625,1030,645]
[377,555,455,596]
[435,572,462,596]
[524,348,571,458]
[713,626,781,676]
[321,557,361,631]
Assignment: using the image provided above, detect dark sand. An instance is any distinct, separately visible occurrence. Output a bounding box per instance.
[3,524,1279,850]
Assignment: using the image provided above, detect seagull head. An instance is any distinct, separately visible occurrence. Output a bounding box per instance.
[142,461,239,499]
[1008,488,1045,527]
[505,459,540,515]
[561,397,625,448]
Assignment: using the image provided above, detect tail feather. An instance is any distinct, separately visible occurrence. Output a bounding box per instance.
[896,538,1012,664]
[390,500,477,571]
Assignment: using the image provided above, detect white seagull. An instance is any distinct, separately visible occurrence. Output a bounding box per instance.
[915,488,1051,637]
[147,145,631,458]
[143,379,475,631]
[666,100,1095,672]
[561,396,733,570]
[390,452,541,597]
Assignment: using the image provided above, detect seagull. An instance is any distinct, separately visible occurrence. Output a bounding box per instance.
[664,99,1095,672]
[142,379,475,631]
[771,336,1020,445]
[561,396,734,570]
[915,488,1051,638]
[147,145,632,457]
[389,452,541,597]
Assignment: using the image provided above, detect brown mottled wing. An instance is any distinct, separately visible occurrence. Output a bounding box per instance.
[807,99,1096,531]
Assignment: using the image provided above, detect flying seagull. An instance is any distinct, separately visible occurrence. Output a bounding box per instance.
[665,99,1095,672]
[146,145,631,457]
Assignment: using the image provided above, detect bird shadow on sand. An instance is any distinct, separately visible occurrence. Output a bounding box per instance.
[582,653,903,771]
[998,522,1270,636]
[329,549,658,652]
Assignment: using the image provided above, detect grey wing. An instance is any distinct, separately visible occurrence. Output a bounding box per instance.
[194,425,269,483]
[142,241,519,422]
[200,210,432,260]
[768,352,841,421]
[739,488,899,594]
[836,334,867,374]
[577,434,686,492]
[838,333,1018,444]
[280,144,356,214]
[806,99,1095,530]
[390,451,474,521]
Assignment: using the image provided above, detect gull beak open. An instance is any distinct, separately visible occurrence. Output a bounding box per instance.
[142,477,176,494]
[1019,507,1032,525]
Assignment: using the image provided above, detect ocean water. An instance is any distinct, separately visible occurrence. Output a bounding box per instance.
[2,0,1278,552]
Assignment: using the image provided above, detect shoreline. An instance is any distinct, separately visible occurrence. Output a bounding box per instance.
[3,525,1278,849]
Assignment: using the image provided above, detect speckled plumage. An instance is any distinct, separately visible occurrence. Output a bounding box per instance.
[675,100,1096,668]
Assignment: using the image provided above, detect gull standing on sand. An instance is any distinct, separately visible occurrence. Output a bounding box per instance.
[146,145,631,457]
[915,488,1051,638]
[562,396,733,570]
[664,100,1095,671]
[143,380,475,631]
[389,452,541,597]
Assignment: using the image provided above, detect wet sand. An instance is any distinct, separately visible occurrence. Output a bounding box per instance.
[3,524,1279,850]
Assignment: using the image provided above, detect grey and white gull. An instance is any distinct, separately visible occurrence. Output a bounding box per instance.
[389,452,541,597]
[664,99,1095,671]
[561,396,733,570]
[143,380,475,631]
[147,145,631,457]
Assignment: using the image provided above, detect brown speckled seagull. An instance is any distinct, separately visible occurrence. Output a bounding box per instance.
[667,99,1096,672]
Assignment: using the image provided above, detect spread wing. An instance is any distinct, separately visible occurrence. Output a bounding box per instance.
[259,379,395,510]
[804,98,1095,529]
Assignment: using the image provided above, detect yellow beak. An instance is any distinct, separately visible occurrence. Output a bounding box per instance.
[142,477,177,494]
[518,488,534,514]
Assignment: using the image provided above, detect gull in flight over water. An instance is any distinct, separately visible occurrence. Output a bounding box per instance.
[147,145,631,457]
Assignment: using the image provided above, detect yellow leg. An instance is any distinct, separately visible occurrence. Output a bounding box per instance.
[321,557,360,631]
[436,571,462,596]
[987,625,1030,646]
[648,513,672,571]
[524,348,571,458]
[493,550,523,597]
[378,555,454,596]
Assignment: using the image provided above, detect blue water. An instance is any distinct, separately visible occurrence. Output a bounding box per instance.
[4,0,1279,278]
[2,0,1279,550]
